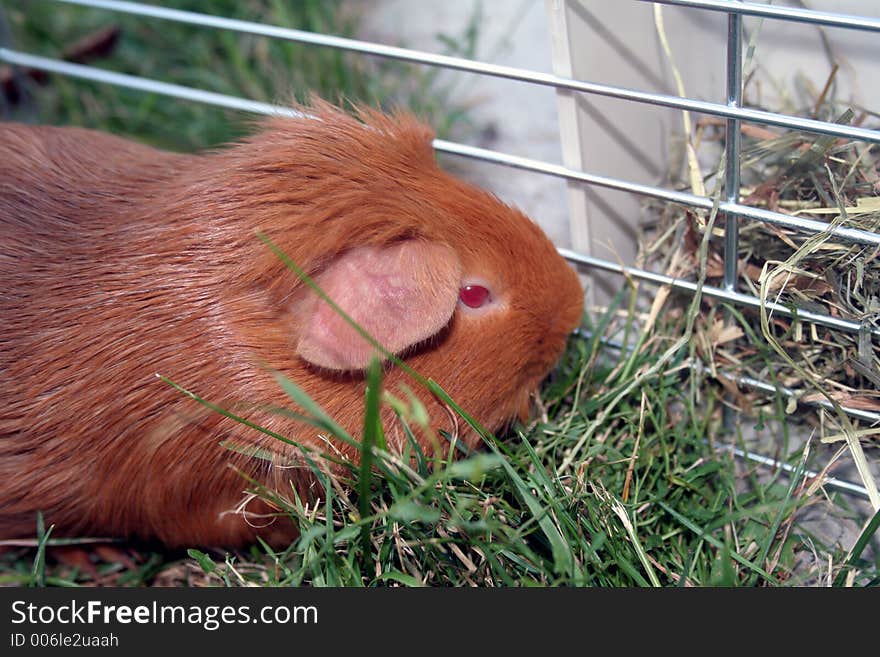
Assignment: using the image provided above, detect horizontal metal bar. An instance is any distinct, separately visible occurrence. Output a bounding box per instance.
[576,331,873,498]
[52,0,880,144]
[578,329,880,424]
[0,48,304,118]
[716,442,871,499]
[435,140,880,247]
[5,48,879,250]
[560,248,880,337]
[642,0,880,33]
[732,372,880,424]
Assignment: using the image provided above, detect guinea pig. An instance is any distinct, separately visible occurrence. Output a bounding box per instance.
[0,101,584,548]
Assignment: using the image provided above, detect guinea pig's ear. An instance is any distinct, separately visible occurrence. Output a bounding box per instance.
[296,240,461,371]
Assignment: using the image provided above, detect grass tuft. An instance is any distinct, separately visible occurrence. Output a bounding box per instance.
[4,0,481,147]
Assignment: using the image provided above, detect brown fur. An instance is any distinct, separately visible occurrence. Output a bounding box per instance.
[0,102,583,548]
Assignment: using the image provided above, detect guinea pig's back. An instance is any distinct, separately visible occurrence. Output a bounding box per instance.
[0,125,212,539]
[0,124,198,362]
[0,124,190,237]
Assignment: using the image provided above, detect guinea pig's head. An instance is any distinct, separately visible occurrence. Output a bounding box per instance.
[224,102,584,446]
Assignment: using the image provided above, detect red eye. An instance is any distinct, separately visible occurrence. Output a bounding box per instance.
[459,284,491,308]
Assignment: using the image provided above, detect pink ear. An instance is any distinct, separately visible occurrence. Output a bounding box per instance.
[296,240,461,371]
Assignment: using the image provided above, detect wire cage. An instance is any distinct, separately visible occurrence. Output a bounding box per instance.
[2,0,879,505]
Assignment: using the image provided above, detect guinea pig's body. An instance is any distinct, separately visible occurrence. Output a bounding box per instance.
[0,103,583,548]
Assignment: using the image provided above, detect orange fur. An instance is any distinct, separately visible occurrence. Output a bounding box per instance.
[0,102,583,548]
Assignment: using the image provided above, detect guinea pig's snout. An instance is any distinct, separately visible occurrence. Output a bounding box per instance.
[533,268,584,368]
[545,315,577,359]
[560,270,586,334]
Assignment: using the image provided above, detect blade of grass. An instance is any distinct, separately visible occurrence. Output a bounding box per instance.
[610,499,661,587]
[833,506,880,587]
[656,500,776,583]
[747,440,809,585]
[358,358,384,554]
[270,370,358,449]
[31,512,51,588]
[376,571,425,587]
[496,457,573,577]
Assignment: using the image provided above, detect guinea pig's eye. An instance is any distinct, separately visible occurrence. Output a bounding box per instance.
[459,284,491,308]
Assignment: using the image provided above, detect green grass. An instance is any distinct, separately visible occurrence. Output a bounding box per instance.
[3,249,877,587]
[4,0,481,149]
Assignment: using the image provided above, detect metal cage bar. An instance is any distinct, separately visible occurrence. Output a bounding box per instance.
[721,7,744,429]
[4,48,878,248]
[559,248,880,337]
[0,49,304,118]
[720,442,871,498]
[722,9,743,295]
[2,46,878,345]
[643,0,880,32]
[51,0,880,145]
[578,330,880,425]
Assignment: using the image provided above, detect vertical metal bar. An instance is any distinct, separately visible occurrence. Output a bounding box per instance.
[722,6,743,431]
[723,12,743,290]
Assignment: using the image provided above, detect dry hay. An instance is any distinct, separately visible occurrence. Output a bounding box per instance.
[638,64,880,507]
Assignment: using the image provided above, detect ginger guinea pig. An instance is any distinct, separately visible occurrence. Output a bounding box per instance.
[0,102,583,548]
